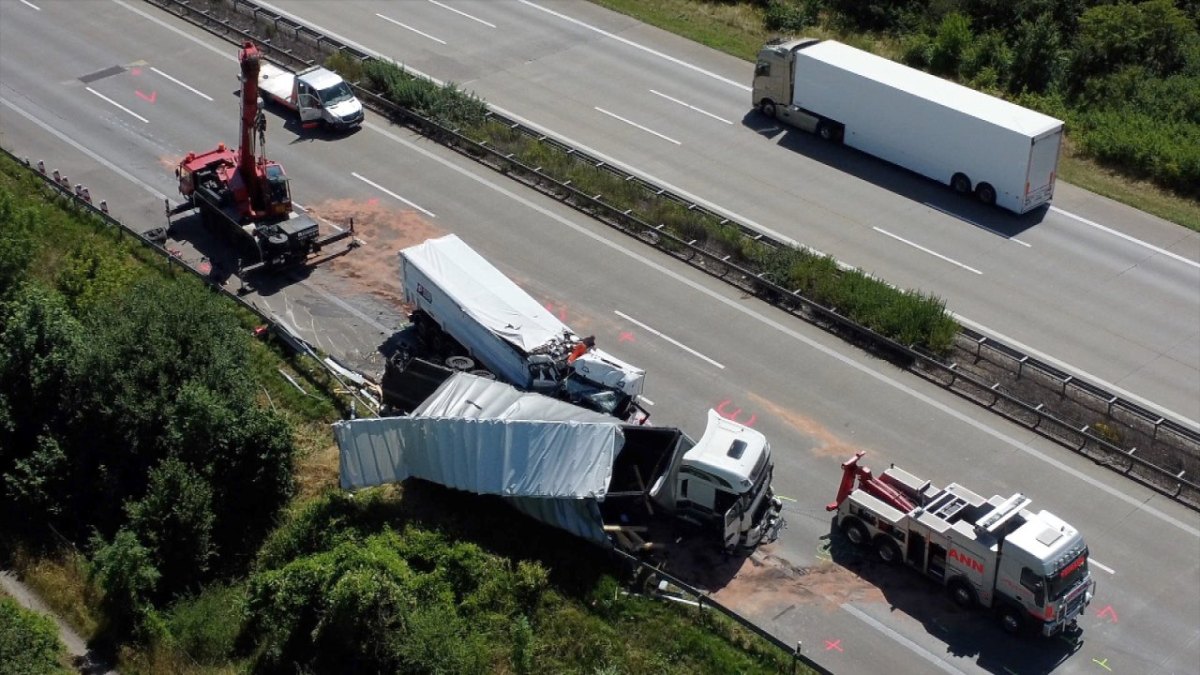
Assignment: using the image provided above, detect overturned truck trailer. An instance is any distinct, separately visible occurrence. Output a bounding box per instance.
[334,361,782,552]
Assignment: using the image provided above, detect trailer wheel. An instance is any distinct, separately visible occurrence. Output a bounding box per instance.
[951,173,972,194]
[998,605,1025,635]
[759,99,777,119]
[976,182,996,206]
[841,518,869,547]
[948,579,978,608]
[817,121,842,143]
[874,536,901,565]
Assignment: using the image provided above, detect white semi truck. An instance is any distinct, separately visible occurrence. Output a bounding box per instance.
[828,452,1094,636]
[339,358,784,553]
[752,39,1063,214]
[255,61,363,130]
[400,234,648,422]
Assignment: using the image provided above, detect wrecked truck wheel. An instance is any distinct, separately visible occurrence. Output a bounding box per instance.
[949,578,978,609]
[841,518,869,547]
[874,536,901,565]
[445,355,475,371]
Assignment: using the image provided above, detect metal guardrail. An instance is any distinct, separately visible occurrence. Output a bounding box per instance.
[0,148,379,418]
[147,3,1199,510]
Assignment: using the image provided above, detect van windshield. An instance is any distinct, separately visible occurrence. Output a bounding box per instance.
[319,82,355,106]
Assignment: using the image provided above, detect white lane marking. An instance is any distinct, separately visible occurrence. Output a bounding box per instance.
[85,86,149,123]
[842,604,967,674]
[428,0,495,28]
[874,227,982,275]
[149,66,213,101]
[924,202,1031,247]
[1090,558,1116,575]
[112,0,236,62]
[364,118,1200,538]
[0,95,167,199]
[376,13,446,45]
[649,89,733,125]
[1051,206,1200,270]
[247,0,1199,428]
[952,313,1200,430]
[19,0,40,10]
[614,310,724,369]
[594,107,680,145]
[517,0,749,92]
[351,172,436,217]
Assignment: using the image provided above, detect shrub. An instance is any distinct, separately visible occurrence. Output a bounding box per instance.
[0,596,69,675]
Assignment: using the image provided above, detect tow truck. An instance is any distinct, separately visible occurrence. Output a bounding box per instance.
[173,41,355,276]
[828,452,1095,636]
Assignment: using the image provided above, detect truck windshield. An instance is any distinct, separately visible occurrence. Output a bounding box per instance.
[319,82,355,106]
[1047,551,1088,600]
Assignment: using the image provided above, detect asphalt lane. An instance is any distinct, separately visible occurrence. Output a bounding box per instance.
[1,2,1198,673]
[258,0,1200,424]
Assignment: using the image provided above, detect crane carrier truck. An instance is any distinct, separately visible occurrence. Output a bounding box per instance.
[752,38,1063,214]
[174,42,355,275]
[828,452,1094,636]
[339,356,784,554]
[394,234,648,423]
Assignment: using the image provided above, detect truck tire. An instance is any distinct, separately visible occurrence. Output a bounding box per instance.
[841,518,869,547]
[976,182,996,206]
[948,578,978,609]
[874,536,901,565]
[817,121,842,143]
[998,604,1025,635]
[951,173,972,195]
[759,100,778,119]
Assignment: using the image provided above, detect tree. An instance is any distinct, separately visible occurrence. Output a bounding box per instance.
[1071,0,1200,83]
[1008,13,1064,93]
[91,529,161,639]
[0,597,69,675]
[125,455,216,597]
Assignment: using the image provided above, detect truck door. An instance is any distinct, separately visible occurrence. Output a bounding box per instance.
[1023,130,1062,210]
[723,505,741,550]
[296,82,322,123]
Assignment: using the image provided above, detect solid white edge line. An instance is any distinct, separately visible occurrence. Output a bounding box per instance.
[841,604,967,674]
[594,107,681,145]
[427,0,495,28]
[1090,559,1116,575]
[517,0,750,91]
[376,13,446,45]
[351,172,436,217]
[149,66,213,101]
[19,0,40,10]
[649,89,734,125]
[874,227,982,274]
[1051,206,1200,270]
[363,118,1200,539]
[614,310,724,369]
[85,86,149,123]
[0,95,167,200]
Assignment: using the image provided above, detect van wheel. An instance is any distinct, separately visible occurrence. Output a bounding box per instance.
[976,182,996,206]
[948,579,978,608]
[998,605,1024,635]
[760,100,777,119]
[841,518,869,547]
[875,536,901,565]
[951,173,972,194]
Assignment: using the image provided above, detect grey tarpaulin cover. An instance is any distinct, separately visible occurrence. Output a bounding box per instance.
[333,372,623,544]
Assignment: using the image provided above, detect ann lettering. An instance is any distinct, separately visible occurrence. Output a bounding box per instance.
[948,548,984,573]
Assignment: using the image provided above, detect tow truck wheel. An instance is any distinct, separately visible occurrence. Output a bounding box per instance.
[875,536,901,565]
[948,579,978,608]
[998,605,1024,635]
[841,518,869,546]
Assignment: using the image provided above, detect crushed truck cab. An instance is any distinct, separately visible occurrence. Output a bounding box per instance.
[257,62,363,130]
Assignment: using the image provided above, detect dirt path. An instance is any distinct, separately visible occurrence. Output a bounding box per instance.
[0,570,117,674]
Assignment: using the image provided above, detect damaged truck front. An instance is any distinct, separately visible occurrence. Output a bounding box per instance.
[335,360,783,554]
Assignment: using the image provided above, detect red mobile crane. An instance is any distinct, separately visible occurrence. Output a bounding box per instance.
[175,41,353,274]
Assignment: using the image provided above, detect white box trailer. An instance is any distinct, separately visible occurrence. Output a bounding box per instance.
[752,39,1063,214]
[401,234,646,420]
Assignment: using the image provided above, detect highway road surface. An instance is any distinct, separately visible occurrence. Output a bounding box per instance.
[1,2,1197,674]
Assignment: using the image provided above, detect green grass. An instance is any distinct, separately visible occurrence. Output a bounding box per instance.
[587,0,1200,231]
